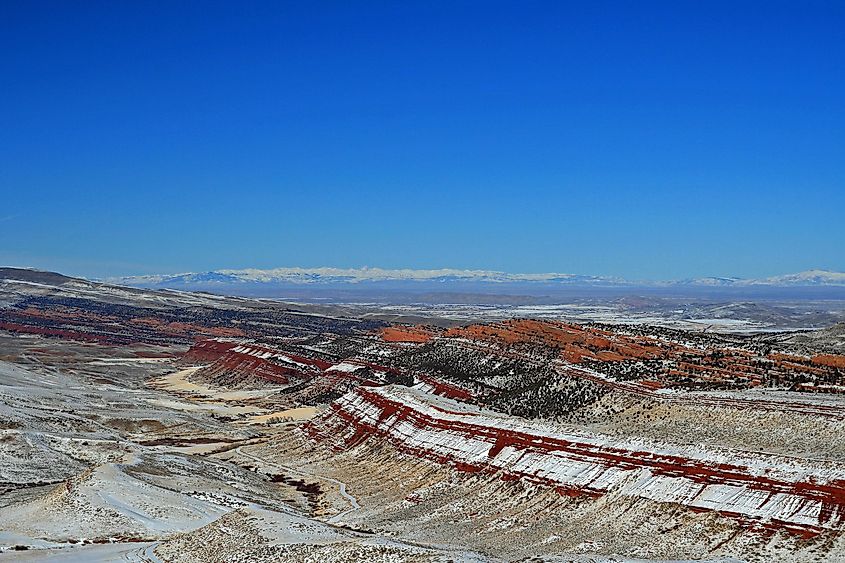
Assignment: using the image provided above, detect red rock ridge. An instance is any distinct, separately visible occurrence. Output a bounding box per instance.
[306,385,845,539]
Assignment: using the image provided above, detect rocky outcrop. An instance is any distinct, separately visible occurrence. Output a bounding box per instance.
[443,319,845,394]
[380,326,435,343]
[191,342,332,388]
[182,339,411,394]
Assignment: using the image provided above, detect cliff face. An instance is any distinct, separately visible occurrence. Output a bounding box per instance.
[307,384,845,538]
[192,342,332,387]
[180,338,412,396]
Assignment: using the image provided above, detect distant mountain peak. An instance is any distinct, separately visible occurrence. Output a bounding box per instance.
[109,267,628,286]
[753,270,845,286]
[107,267,845,289]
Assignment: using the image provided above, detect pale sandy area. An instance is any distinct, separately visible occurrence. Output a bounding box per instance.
[149,368,319,422]
[148,367,264,415]
[246,407,318,424]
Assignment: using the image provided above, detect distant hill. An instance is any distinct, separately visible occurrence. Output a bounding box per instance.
[0,267,76,286]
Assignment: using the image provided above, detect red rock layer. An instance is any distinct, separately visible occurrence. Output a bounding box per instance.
[194,342,332,386]
[381,326,436,343]
[417,374,475,401]
[182,339,240,363]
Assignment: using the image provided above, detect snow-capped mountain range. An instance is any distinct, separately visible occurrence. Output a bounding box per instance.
[107,267,845,288]
[112,267,621,286]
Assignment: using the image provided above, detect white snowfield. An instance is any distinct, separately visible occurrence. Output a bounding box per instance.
[320,385,845,533]
[326,361,366,373]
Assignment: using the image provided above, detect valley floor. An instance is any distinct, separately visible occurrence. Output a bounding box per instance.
[0,336,489,562]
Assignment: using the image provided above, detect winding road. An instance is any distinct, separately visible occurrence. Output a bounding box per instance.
[234,444,361,523]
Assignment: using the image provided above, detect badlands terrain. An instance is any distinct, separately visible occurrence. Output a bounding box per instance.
[1,267,845,561]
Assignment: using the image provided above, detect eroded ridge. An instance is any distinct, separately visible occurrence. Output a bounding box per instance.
[307,384,845,538]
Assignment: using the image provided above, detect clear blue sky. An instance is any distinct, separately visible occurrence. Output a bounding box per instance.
[1,1,843,279]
